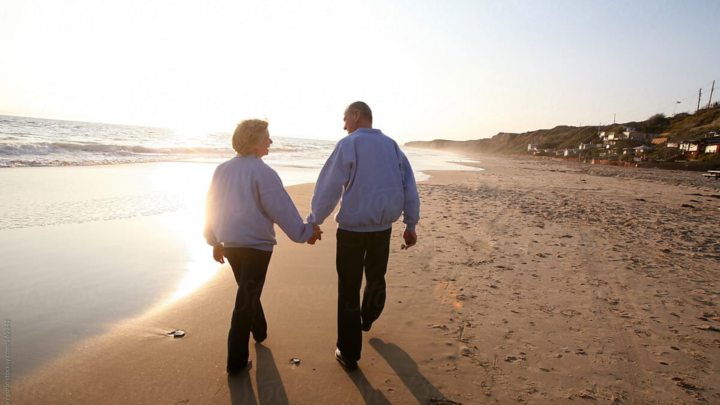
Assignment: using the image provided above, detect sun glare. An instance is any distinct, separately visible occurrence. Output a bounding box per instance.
[144,162,224,304]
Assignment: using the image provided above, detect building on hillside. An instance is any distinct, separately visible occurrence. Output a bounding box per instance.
[579,143,596,150]
[651,137,668,145]
[623,130,642,141]
[624,130,656,142]
[528,143,541,152]
[600,129,655,148]
[679,136,720,158]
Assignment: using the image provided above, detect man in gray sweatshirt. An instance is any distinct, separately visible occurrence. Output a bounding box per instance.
[306,101,420,371]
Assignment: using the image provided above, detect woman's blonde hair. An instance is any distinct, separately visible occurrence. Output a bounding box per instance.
[232,119,269,156]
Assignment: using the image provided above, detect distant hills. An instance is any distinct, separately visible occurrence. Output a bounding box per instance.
[405,104,720,154]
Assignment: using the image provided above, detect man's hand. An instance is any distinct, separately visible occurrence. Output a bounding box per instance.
[307,225,323,245]
[213,244,225,263]
[402,230,417,249]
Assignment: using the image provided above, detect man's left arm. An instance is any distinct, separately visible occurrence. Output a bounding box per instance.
[399,150,420,248]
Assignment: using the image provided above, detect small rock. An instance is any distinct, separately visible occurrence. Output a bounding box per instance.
[167,330,185,338]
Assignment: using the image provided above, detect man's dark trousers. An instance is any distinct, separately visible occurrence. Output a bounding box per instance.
[336,227,392,361]
[224,247,272,371]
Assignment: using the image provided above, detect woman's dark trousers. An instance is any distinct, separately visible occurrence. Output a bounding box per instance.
[336,227,392,361]
[224,247,272,372]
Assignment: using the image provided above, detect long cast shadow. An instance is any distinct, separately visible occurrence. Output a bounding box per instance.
[227,344,290,405]
[254,343,290,405]
[343,367,393,405]
[228,366,258,405]
[370,338,451,404]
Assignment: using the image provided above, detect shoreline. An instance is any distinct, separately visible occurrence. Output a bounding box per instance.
[7,169,477,404]
[0,153,479,381]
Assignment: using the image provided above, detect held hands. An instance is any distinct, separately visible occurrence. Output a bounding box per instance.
[307,224,323,245]
[401,229,417,250]
[213,244,225,264]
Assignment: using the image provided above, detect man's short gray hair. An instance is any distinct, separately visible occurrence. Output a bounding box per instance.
[347,101,372,121]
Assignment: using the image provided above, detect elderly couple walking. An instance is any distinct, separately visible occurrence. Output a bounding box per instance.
[204,102,420,374]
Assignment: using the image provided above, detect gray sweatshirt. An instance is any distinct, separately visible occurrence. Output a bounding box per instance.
[204,155,313,251]
[306,128,420,232]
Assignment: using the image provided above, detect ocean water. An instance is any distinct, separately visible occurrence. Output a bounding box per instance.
[0,114,335,169]
[0,115,481,378]
[0,114,478,181]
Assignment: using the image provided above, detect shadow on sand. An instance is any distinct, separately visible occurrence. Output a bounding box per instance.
[370,338,454,404]
[228,344,289,405]
[343,367,393,405]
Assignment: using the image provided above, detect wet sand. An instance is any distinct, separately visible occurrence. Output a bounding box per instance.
[8,155,720,404]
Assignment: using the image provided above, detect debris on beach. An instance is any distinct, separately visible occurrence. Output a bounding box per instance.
[290,358,301,365]
[428,398,463,405]
[167,330,185,338]
[572,389,596,400]
[672,377,703,391]
[697,324,720,333]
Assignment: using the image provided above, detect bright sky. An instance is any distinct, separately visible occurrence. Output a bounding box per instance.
[1,0,718,143]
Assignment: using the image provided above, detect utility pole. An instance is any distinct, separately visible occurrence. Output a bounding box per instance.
[707,80,715,109]
[697,88,702,112]
[613,113,616,124]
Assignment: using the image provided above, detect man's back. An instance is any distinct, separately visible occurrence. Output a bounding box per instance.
[307,127,419,233]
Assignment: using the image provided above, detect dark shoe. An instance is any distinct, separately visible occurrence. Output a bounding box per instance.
[227,356,251,374]
[335,348,358,371]
[361,320,372,332]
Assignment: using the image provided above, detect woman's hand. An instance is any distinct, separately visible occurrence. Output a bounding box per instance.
[307,225,323,245]
[213,244,225,263]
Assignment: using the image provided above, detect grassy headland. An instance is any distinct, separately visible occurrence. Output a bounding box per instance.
[405,104,720,157]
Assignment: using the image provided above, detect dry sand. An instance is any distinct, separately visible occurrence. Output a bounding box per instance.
[9,155,720,404]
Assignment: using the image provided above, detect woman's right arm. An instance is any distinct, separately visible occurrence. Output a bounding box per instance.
[257,168,314,243]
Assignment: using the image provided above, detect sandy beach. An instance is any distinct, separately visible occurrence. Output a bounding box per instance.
[7,155,720,404]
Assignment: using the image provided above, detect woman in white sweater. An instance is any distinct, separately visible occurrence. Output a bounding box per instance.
[204,119,322,374]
